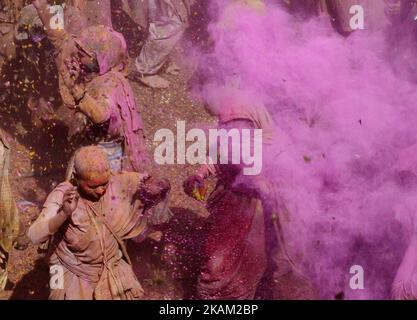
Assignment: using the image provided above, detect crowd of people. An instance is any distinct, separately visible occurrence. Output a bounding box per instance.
[1,0,417,300]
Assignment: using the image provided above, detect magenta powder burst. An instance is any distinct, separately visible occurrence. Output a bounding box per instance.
[190,0,417,299]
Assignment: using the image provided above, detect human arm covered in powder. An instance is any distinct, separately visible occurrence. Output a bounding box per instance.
[110,173,171,240]
[32,0,72,50]
[28,182,76,244]
[131,173,173,242]
[76,82,113,125]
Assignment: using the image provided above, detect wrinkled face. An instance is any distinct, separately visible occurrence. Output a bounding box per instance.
[77,171,110,201]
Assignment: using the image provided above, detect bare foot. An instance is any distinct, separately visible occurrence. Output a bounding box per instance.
[129,72,170,89]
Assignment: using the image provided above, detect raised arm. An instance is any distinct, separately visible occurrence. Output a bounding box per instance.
[32,0,70,50]
[28,182,75,244]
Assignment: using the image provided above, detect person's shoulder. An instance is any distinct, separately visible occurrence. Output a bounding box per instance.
[113,171,141,180]
[112,171,148,186]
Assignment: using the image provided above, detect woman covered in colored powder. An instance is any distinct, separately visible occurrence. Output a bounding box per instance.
[28,146,171,300]
[33,0,149,172]
[183,110,268,299]
[182,87,296,299]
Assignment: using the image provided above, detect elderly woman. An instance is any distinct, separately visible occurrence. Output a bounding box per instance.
[33,0,149,172]
[28,146,170,300]
[182,87,289,299]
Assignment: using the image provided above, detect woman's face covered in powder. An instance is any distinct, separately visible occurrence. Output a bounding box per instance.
[74,146,111,201]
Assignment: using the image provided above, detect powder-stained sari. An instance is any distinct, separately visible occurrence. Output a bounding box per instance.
[28,172,158,300]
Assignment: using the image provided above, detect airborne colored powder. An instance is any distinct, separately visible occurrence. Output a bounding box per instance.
[190,0,417,299]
